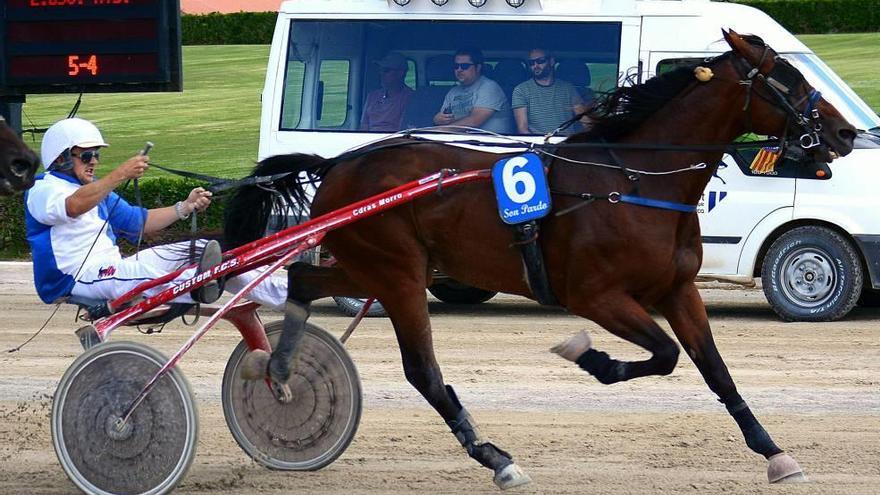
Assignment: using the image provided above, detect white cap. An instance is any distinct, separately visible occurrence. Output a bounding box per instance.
[41,118,109,169]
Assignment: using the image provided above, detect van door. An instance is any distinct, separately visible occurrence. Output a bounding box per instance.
[647,53,796,277]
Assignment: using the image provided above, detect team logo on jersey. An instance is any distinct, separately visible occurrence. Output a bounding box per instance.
[97,266,116,278]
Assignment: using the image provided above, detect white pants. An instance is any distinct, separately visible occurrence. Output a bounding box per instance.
[70,241,288,310]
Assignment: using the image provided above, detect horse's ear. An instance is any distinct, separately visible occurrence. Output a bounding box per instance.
[723,29,745,53]
[723,28,760,65]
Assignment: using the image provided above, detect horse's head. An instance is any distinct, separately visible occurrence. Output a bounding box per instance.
[0,116,39,195]
[722,29,857,163]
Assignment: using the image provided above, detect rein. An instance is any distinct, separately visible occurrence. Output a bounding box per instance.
[146,162,297,193]
[146,131,778,220]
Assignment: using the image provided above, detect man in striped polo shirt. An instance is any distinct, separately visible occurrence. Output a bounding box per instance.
[512,48,587,136]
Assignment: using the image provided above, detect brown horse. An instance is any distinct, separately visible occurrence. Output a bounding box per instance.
[0,115,39,195]
[225,31,856,488]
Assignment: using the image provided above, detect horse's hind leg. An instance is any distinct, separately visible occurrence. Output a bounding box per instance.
[554,294,681,384]
[655,282,804,483]
[373,276,531,489]
[242,263,370,397]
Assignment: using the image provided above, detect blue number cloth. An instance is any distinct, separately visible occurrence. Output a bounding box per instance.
[492,152,551,225]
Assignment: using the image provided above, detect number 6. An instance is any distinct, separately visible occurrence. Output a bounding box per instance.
[502,156,536,203]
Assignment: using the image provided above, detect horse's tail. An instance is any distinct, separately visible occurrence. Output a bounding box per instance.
[223,153,333,248]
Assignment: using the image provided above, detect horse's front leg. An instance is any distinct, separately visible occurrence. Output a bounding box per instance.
[554,293,681,384]
[655,282,805,483]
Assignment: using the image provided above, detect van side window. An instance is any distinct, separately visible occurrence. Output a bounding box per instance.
[280,61,305,129]
[656,57,704,75]
[317,60,351,128]
[283,19,622,134]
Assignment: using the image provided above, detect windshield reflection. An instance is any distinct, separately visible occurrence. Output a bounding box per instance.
[783,53,880,132]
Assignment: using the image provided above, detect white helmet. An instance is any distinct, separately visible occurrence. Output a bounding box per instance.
[41,118,109,170]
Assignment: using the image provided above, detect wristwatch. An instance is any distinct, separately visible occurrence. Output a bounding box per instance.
[174,200,191,220]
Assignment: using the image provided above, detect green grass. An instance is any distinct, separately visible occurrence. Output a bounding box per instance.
[20,35,879,179]
[22,45,270,179]
[798,33,880,111]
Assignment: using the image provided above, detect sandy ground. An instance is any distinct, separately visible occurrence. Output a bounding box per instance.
[0,262,877,494]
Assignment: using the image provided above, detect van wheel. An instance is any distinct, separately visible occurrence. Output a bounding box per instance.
[332,297,387,317]
[761,226,862,322]
[428,279,496,304]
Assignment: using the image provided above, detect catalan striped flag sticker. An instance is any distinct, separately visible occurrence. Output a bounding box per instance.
[749,146,782,174]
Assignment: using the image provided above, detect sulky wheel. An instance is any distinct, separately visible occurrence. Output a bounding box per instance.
[52,341,198,495]
[222,321,362,471]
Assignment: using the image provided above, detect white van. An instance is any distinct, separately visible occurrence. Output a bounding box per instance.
[259,0,880,321]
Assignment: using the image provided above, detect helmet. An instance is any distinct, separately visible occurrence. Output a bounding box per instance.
[41,118,109,170]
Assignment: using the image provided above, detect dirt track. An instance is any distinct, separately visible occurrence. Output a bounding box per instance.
[0,262,877,494]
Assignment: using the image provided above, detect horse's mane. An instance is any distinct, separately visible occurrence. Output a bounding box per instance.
[571,64,705,143]
[573,34,766,143]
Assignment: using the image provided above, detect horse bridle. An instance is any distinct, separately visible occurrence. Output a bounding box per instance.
[732,45,824,151]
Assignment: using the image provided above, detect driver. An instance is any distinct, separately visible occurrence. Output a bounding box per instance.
[24,118,287,309]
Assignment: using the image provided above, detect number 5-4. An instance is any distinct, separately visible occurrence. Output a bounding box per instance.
[68,55,98,76]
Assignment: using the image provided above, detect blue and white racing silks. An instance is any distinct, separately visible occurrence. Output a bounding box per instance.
[24,172,147,303]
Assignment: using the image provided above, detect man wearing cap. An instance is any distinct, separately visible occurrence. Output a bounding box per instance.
[360,52,415,132]
[24,117,287,309]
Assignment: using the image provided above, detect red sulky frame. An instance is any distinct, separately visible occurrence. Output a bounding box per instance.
[85,168,491,419]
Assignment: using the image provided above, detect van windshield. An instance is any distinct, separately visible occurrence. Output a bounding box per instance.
[280,20,622,136]
[783,53,880,132]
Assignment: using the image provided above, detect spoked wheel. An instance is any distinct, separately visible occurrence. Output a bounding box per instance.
[222,321,362,470]
[52,341,198,495]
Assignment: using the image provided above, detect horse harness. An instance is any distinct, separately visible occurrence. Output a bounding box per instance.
[515,148,701,307]
[518,47,828,306]
[733,45,826,155]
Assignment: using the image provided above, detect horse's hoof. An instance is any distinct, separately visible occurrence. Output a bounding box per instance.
[240,349,270,380]
[493,463,532,490]
[767,453,807,483]
[550,331,592,362]
[270,380,293,404]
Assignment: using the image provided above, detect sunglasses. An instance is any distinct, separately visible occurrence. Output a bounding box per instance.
[526,57,549,66]
[453,63,474,71]
[73,150,100,162]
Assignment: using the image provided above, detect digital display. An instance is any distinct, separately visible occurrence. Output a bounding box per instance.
[0,0,181,94]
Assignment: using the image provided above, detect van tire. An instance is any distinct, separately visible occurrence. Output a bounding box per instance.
[332,297,387,317]
[761,226,862,322]
[428,279,496,305]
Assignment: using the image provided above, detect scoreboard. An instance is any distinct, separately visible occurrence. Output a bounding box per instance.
[1,0,182,94]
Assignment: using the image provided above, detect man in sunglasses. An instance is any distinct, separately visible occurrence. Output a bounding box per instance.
[24,118,287,310]
[360,52,414,132]
[512,48,587,135]
[433,47,513,134]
